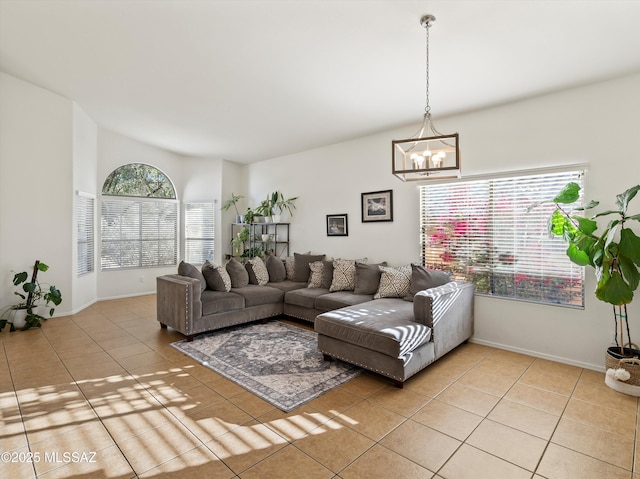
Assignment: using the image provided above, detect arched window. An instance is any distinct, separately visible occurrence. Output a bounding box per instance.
[102,163,176,198]
[101,164,178,269]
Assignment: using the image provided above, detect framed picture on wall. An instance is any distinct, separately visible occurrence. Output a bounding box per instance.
[326,214,348,236]
[361,190,393,222]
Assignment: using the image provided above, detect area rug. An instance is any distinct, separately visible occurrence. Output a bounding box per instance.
[170,321,361,412]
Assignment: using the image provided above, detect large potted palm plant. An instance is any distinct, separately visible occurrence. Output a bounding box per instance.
[531,183,640,394]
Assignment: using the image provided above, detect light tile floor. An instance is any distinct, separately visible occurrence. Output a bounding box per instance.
[1,294,638,478]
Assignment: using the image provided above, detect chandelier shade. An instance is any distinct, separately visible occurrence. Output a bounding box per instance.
[392,14,460,182]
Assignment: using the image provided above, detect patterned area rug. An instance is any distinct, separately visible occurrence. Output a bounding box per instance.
[170,320,361,412]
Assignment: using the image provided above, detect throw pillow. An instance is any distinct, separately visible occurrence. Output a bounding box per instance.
[353,262,387,295]
[405,264,451,301]
[307,260,334,289]
[307,261,325,288]
[266,255,286,283]
[201,260,231,292]
[374,264,412,299]
[178,261,206,293]
[329,258,367,292]
[285,255,296,280]
[246,257,269,286]
[226,257,249,288]
[293,252,326,282]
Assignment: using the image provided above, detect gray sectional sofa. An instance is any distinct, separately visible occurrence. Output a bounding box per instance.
[156,253,474,386]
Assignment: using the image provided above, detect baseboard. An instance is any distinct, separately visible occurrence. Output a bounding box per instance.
[98,291,156,302]
[469,337,604,373]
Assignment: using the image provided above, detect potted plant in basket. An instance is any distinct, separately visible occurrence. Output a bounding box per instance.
[0,260,62,331]
[530,183,640,394]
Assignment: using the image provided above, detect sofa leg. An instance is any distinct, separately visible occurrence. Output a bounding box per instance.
[160,323,168,329]
[393,380,404,389]
[322,354,333,361]
[186,334,194,342]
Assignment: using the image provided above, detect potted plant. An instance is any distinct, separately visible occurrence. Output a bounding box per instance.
[255,197,275,223]
[231,226,250,257]
[530,183,640,393]
[244,208,255,225]
[0,260,62,331]
[221,193,245,223]
[273,191,298,222]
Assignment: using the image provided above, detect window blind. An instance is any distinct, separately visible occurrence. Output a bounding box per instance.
[101,198,178,270]
[76,193,95,276]
[420,170,585,307]
[184,202,215,264]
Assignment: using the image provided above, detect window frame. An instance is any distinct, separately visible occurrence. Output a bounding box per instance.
[419,168,587,308]
[76,191,95,277]
[183,202,215,265]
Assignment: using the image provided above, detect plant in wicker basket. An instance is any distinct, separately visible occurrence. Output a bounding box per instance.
[530,183,640,391]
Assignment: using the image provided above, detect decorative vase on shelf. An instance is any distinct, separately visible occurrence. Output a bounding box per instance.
[272,214,281,223]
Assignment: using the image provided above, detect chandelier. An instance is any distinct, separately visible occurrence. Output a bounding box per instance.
[392,14,460,181]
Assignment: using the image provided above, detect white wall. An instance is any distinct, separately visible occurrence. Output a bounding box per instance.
[72,104,98,313]
[96,129,224,299]
[0,73,74,316]
[247,72,640,370]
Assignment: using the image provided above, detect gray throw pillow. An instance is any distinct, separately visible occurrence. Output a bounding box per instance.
[405,264,451,301]
[293,253,326,282]
[201,260,231,292]
[354,262,387,295]
[178,261,206,293]
[266,255,286,282]
[226,258,249,288]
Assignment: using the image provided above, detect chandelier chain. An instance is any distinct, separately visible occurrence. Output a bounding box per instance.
[424,19,431,116]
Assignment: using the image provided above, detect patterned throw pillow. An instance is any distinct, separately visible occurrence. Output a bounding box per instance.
[329,258,367,292]
[202,260,231,292]
[285,255,296,280]
[374,264,412,299]
[307,261,326,288]
[247,257,269,286]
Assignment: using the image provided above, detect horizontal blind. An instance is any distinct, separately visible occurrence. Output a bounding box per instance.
[101,198,177,269]
[184,203,215,264]
[76,194,95,276]
[420,170,585,307]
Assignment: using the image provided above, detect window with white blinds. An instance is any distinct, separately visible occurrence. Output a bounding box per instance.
[420,170,585,307]
[101,198,178,270]
[76,193,95,276]
[184,203,215,264]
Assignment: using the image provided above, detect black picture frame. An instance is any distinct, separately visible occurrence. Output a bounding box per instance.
[326,214,348,236]
[361,190,393,222]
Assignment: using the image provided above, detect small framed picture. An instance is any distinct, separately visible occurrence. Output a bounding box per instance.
[326,214,348,236]
[361,190,393,222]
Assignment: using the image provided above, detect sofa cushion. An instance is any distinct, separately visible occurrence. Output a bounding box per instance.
[405,264,451,301]
[315,299,431,358]
[329,258,367,292]
[354,262,387,295]
[246,257,269,286]
[178,261,206,293]
[266,255,286,283]
[231,284,284,307]
[375,264,412,299]
[285,287,330,310]
[267,280,307,293]
[202,261,232,292]
[200,290,244,315]
[315,291,374,312]
[226,258,249,288]
[294,253,326,282]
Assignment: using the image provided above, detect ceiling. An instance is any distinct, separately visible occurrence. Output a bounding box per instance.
[2,1,640,164]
